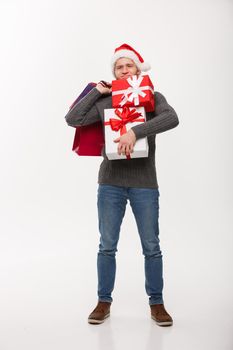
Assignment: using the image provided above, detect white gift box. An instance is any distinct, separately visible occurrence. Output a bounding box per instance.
[104,106,149,160]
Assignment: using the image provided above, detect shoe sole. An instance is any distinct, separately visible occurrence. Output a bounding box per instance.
[151,315,173,326]
[88,313,110,324]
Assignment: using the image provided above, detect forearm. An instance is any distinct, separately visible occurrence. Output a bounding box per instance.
[131,92,179,139]
[64,88,102,127]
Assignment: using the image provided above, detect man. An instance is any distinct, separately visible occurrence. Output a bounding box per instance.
[65,43,179,326]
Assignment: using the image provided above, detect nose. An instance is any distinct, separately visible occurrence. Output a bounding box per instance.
[122,66,129,74]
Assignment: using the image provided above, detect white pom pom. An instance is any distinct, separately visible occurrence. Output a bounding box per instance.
[140,62,151,71]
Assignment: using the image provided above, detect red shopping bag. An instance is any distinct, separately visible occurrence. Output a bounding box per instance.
[69,83,104,156]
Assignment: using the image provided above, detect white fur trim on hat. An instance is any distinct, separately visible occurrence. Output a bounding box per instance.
[111,49,151,75]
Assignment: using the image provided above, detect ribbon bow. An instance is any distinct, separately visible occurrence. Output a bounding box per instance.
[105,107,145,135]
[120,75,146,107]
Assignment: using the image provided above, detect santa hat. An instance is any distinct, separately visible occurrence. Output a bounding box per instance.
[111,43,151,75]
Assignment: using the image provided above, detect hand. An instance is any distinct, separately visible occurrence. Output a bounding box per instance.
[114,129,136,156]
[96,81,112,95]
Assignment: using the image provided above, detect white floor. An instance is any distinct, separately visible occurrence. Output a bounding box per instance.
[1,296,232,350]
[1,248,233,350]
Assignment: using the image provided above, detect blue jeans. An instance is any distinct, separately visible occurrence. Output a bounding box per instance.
[97,184,164,305]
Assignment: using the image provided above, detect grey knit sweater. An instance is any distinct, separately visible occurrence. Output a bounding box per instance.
[65,87,179,188]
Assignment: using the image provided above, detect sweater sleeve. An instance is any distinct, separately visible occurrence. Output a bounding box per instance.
[64,87,102,127]
[131,91,179,139]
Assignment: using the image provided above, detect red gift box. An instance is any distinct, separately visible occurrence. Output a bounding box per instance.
[112,74,155,112]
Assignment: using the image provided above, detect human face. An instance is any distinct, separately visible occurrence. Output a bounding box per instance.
[114,57,140,80]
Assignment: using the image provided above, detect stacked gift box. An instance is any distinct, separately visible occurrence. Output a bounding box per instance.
[69,74,155,160]
[104,74,155,160]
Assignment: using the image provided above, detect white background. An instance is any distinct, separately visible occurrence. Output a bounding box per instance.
[0,0,232,349]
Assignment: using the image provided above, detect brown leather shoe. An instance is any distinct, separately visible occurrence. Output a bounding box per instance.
[150,304,173,326]
[88,301,111,324]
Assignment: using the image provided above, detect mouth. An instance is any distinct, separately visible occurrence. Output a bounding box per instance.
[121,74,131,79]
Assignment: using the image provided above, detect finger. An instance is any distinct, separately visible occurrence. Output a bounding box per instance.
[100,81,112,88]
[125,145,130,156]
[118,144,125,155]
[99,80,107,86]
[122,145,127,156]
[114,138,120,143]
[129,143,134,153]
[104,81,112,87]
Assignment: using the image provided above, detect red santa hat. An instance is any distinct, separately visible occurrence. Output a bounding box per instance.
[111,43,151,75]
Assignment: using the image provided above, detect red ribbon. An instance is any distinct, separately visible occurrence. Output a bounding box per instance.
[104,107,145,159]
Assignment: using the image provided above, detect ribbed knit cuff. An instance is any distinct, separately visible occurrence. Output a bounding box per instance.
[130,125,143,140]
